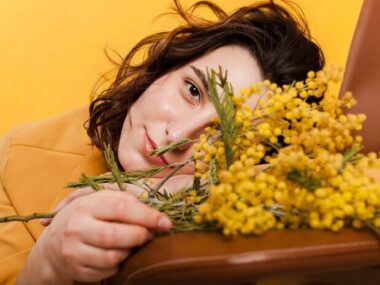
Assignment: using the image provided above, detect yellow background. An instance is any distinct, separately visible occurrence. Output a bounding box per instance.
[0,0,363,135]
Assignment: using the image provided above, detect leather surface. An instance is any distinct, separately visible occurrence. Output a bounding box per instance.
[340,0,380,152]
[106,229,380,285]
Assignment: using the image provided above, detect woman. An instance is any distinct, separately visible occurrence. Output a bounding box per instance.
[0,0,324,284]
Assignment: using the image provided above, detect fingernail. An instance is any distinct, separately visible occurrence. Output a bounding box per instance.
[158,216,172,229]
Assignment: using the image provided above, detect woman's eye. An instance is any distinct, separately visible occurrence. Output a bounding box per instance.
[185,81,201,102]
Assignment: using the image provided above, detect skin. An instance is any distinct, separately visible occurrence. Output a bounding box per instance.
[16,45,263,284]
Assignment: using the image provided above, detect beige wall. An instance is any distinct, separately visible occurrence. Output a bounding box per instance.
[0,0,363,135]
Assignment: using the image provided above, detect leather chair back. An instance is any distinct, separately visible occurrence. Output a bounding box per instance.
[340,0,380,152]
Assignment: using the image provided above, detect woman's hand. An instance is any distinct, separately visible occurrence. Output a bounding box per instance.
[39,182,145,226]
[16,190,172,285]
[39,174,193,226]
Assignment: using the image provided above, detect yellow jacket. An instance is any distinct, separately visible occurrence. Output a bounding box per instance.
[0,106,107,284]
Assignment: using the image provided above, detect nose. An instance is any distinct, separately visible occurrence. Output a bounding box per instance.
[166,106,216,149]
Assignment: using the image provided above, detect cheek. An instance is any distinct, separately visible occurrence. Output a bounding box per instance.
[117,115,132,161]
[131,87,168,119]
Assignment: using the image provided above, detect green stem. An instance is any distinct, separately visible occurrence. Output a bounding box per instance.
[80,173,102,191]
[104,144,126,191]
[0,212,56,223]
[151,160,191,197]
[150,139,197,156]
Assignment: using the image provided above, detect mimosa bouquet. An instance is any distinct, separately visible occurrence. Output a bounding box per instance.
[2,67,380,238]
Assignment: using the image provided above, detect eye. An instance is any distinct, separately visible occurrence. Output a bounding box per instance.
[185,80,201,102]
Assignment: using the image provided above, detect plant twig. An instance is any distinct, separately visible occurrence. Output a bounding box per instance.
[150,139,196,156]
[104,144,126,191]
[207,67,237,167]
[80,173,102,191]
[150,160,190,197]
[0,212,56,223]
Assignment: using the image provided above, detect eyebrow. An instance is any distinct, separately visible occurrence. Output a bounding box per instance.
[190,65,209,93]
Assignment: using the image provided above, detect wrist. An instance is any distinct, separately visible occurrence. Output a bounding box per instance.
[38,230,74,285]
[17,230,73,285]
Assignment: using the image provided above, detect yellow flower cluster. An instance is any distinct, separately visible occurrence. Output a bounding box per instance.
[193,66,380,236]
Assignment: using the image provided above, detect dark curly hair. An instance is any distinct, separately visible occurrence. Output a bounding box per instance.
[87,0,324,155]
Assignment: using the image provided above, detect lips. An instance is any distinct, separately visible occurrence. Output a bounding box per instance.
[144,131,169,166]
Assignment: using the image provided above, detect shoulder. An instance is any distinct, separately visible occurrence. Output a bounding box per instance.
[5,105,91,156]
[0,106,93,181]
[0,106,102,240]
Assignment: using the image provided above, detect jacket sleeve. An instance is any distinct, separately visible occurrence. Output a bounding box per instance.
[0,129,35,285]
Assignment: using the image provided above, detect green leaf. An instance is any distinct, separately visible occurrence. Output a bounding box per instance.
[207,67,237,168]
[66,166,164,189]
[150,138,194,156]
[208,156,218,185]
[104,144,126,191]
[342,145,363,164]
[80,173,102,191]
[192,175,201,191]
[150,161,188,197]
[287,168,321,191]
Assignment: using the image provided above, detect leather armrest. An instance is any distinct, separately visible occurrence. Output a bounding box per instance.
[105,229,379,285]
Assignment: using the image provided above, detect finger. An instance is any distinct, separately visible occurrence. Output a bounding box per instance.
[124,183,146,197]
[75,191,172,230]
[78,217,153,249]
[63,241,130,270]
[103,183,145,197]
[40,218,52,226]
[40,188,95,226]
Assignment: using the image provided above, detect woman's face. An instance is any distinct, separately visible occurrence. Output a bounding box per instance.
[118,45,263,174]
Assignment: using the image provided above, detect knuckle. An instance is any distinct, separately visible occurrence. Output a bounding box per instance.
[61,245,76,262]
[64,219,81,238]
[99,225,117,247]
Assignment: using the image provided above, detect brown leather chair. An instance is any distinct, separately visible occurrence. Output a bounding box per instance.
[103,1,380,284]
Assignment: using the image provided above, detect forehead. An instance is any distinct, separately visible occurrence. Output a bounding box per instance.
[186,45,263,92]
